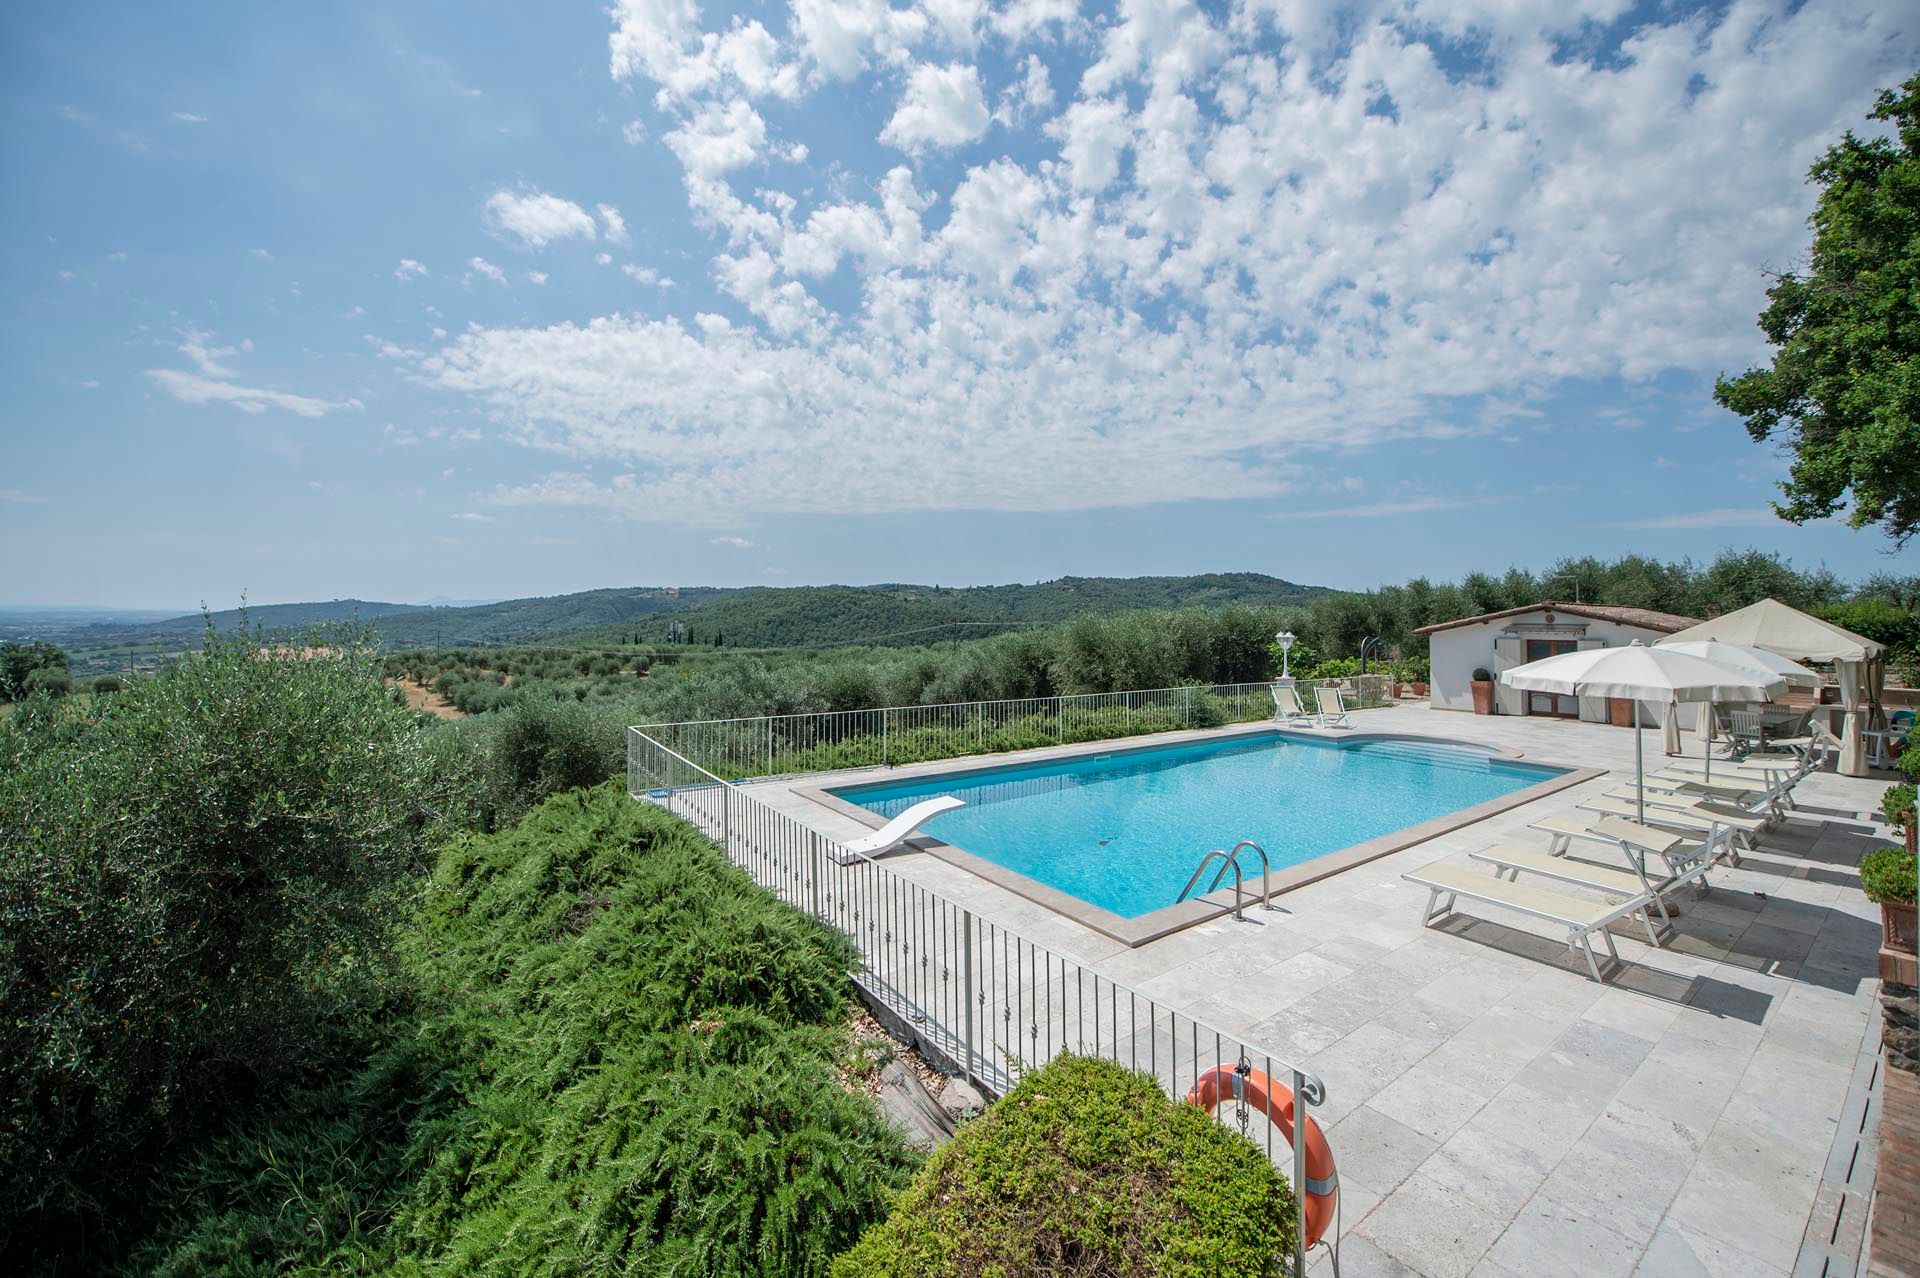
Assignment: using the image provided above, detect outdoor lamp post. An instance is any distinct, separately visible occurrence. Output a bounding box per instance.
[1276,631,1296,680]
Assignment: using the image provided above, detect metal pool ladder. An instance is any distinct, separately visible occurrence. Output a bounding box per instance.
[1175,839,1275,921]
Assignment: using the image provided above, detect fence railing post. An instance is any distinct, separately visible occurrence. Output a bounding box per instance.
[962,910,975,1083]
[1293,1067,1310,1278]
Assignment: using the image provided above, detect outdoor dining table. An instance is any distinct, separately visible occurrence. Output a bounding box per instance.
[1740,706,1811,751]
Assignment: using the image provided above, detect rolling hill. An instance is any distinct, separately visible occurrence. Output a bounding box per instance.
[45,574,1334,673]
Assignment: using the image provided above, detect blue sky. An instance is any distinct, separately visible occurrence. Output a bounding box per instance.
[1,0,1914,610]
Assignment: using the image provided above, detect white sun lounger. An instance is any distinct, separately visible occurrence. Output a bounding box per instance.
[1403,862,1644,981]
[1271,684,1315,727]
[1468,843,1666,944]
[835,796,964,865]
[1313,685,1351,728]
[1580,817,1735,889]
[1598,789,1768,846]
[1579,794,1758,854]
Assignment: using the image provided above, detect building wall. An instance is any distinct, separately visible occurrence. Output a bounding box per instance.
[1427,611,1682,723]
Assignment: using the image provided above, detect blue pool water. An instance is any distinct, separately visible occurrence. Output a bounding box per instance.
[830,735,1564,919]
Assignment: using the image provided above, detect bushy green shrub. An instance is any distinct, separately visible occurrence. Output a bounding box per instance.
[0,624,460,1266]
[21,664,71,697]
[1885,782,1916,830]
[125,785,918,1277]
[833,1054,1297,1278]
[478,695,627,817]
[1861,846,1918,904]
[0,640,68,700]
[90,674,124,694]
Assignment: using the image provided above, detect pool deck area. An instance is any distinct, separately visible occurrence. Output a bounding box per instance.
[740,702,1899,1277]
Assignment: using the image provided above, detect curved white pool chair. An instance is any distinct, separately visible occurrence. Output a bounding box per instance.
[836,796,965,865]
[1272,684,1315,727]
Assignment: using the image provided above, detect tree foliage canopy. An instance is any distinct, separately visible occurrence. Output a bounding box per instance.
[1716,73,1920,545]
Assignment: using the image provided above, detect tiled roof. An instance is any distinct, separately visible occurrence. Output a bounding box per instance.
[1411,601,1702,637]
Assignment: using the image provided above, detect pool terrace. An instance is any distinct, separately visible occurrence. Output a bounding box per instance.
[635,697,1895,1276]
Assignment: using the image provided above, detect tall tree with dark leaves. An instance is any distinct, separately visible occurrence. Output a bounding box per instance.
[1716,73,1920,546]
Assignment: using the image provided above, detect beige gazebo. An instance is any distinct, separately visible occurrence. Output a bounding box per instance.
[1660,598,1887,777]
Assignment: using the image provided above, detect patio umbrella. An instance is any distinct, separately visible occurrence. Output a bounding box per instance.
[1653,641,1820,780]
[1662,599,1885,776]
[1500,641,1786,822]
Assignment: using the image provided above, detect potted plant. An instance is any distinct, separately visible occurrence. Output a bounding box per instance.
[1887,782,1918,856]
[1470,668,1495,715]
[1861,846,1918,955]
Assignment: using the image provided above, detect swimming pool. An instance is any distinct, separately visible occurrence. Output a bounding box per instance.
[828,734,1567,920]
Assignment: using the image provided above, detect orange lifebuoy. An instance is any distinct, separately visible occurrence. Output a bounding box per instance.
[1187,1065,1338,1248]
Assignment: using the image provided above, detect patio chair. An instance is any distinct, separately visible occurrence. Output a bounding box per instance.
[1727,708,1766,756]
[1313,685,1351,728]
[1271,684,1315,727]
[834,796,964,865]
[1402,862,1645,982]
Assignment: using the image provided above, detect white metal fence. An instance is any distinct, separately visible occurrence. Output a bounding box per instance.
[628,720,1335,1275]
[634,676,1393,782]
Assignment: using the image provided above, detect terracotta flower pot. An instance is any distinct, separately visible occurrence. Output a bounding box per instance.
[1885,900,1918,956]
[1471,680,1494,715]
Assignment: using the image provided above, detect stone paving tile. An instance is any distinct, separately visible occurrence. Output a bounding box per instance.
[1633,1220,1789,1278]
[1415,1124,1556,1221]
[1366,1057,1501,1145]
[1663,1117,1823,1272]
[1484,1194,1646,1277]
[1326,1104,1440,1197]
[1463,1080,1606,1164]
[1356,1172,1506,1278]
[1310,1232,1420,1277]
[1534,1101,1704,1245]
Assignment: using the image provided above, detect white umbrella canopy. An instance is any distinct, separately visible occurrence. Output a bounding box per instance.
[1661,598,1883,662]
[1654,640,1821,687]
[1652,641,1820,780]
[1500,641,1786,821]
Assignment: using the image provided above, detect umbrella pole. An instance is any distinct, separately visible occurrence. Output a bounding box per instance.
[1635,699,1645,824]
[1704,699,1711,783]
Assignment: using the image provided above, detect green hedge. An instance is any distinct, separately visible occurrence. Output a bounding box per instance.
[832,1054,1298,1278]
[119,783,919,1278]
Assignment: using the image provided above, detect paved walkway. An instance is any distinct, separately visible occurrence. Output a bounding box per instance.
[742,704,1896,1276]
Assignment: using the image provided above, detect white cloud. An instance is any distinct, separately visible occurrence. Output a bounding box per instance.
[419,0,1920,523]
[148,370,358,418]
[665,98,768,177]
[467,256,508,285]
[597,203,629,244]
[994,53,1055,126]
[171,111,208,124]
[1,488,49,505]
[621,263,660,284]
[595,253,614,266]
[451,511,496,523]
[342,305,367,319]
[148,329,360,418]
[250,247,273,260]
[485,187,598,248]
[1267,495,1500,520]
[526,270,549,286]
[394,258,428,281]
[622,118,648,145]
[880,62,990,152]
[1622,507,1780,529]
[711,534,755,548]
